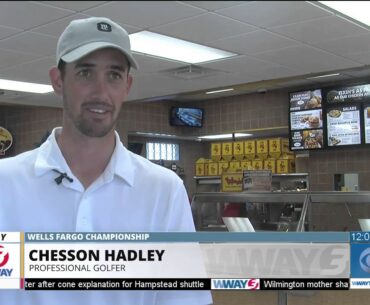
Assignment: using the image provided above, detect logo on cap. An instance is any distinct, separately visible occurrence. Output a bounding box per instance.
[97,22,112,32]
[0,245,9,267]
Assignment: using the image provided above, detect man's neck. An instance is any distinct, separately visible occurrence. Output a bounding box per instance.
[56,127,116,189]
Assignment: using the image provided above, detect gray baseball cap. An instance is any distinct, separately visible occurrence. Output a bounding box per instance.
[56,17,138,69]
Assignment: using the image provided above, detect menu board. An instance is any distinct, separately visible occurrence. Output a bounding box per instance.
[290,109,323,130]
[291,129,323,150]
[290,89,322,111]
[289,89,323,150]
[326,105,361,146]
[364,105,370,144]
[325,84,370,104]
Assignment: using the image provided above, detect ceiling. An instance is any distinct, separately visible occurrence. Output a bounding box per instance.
[0,1,369,108]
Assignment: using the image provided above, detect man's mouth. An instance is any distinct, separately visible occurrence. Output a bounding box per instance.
[88,108,108,114]
[83,103,113,115]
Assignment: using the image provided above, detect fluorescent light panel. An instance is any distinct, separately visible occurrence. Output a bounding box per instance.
[319,1,370,26]
[198,133,252,140]
[0,79,53,94]
[206,88,234,95]
[130,31,237,64]
[307,73,340,79]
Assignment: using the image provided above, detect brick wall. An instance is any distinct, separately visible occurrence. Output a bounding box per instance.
[2,88,370,232]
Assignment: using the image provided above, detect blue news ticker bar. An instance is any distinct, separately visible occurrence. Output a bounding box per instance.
[24,232,350,243]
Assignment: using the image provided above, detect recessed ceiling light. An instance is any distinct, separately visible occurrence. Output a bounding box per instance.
[318,1,370,26]
[198,133,252,140]
[130,31,237,64]
[0,79,53,94]
[205,88,234,95]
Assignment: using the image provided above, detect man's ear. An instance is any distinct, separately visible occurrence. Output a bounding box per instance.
[49,67,63,96]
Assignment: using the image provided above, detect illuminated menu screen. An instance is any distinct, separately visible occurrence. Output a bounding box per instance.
[326,105,361,147]
[289,89,323,150]
[364,104,370,144]
[326,84,370,104]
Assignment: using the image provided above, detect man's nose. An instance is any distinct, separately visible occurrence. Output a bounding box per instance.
[92,76,109,100]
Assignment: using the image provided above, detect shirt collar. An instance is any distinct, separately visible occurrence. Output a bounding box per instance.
[34,127,135,187]
[103,131,135,186]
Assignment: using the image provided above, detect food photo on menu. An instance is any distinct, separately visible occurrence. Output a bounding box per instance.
[289,89,322,111]
[326,105,361,146]
[290,129,323,150]
[290,109,323,130]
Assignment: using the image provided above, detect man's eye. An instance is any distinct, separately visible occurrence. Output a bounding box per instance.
[77,70,91,78]
[109,72,123,80]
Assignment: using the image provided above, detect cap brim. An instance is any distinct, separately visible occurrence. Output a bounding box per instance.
[61,41,138,69]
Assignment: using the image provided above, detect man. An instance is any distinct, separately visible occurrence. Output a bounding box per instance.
[0,17,212,305]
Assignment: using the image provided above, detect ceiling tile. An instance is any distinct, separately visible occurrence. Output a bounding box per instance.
[41,1,108,12]
[131,54,185,74]
[31,13,91,37]
[0,48,42,69]
[311,34,370,58]
[32,13,140,37]
[83,1,206,28]
[0,1,73,30]
[0,56,55,83]
[343,67,370,78]
[270,16,369,44]
[216,1,332,28]
[348,51,370,65]
[0,25,22,40]
[253,45,361,73]
[0,32,57,57]
[202,55,299,80]
[183,1,246,11]
[208,30,299,55]
[153,12,258,44]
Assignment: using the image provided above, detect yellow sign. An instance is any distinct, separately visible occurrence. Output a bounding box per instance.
[211,143,221,161]
[233,141,244,160]
[222,142,233,161]
[208,162,218,176]
[269,138,289,159]
[222,173,243,192]
[218,161,229,175]
[244,140,256,160]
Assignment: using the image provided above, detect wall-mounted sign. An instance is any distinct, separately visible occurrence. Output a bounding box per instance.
[290,89,322,111]
[0,126,13,155]
[289,89,323,151]
[243,170,272,192]
[290,83,370,151]
[326,105,361,147]
[364,104,370,144]
[325,84,370,104]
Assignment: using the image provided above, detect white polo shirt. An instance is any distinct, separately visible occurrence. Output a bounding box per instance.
[0,127,212,305]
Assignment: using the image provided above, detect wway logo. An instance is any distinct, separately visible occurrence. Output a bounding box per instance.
[0,245,9,267]
[0,245,13,276]
[351,278,370,289]
[211,278,260,290]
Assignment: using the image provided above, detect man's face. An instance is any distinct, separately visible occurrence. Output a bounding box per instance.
[58,48,132,138]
